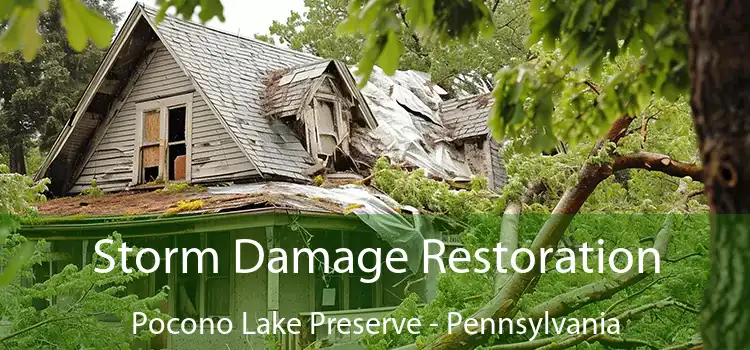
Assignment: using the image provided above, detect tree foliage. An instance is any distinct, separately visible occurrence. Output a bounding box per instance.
[0,166,166,346]
[0,233,168,348]
[361,97,706,348]
[0,0,121,173]
[258,0,530,93]
[0,0,115,61]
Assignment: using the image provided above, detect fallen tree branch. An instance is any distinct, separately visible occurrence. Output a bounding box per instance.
[487,337,554,349]
[604,274,674,315]
[536,298,685,350]
[525,213,675,319]
[594,334,659,349]
[665,252,702,263]
[662,335,703,350]
[495,201,521,293]
[422,116,636,349]
[614,152,703,182]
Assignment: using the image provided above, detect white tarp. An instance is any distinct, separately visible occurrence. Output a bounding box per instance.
[353,66,472,180]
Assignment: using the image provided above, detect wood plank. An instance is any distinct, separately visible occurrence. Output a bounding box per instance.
[143,111,161,142]
[142,145,160,167]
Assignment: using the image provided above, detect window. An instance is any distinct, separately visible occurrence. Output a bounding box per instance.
[315,100,338,156]
[134,94,192,184]
[306,96,349,160]
[174,232,231,320]
[206,233,231,316]
[313,231,379,312]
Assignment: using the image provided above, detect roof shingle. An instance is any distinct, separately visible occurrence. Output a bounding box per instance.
[143,6,322,181]
[440,93,493,140]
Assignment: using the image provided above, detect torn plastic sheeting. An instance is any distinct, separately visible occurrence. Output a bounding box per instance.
[392,70,445,119]
[360,80,456,179]
[392,84,442,126]
[208,182,426,273]
[360,82,422,144]
[353,65,473,179]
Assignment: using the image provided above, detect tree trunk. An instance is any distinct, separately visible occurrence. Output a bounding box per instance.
[688,1,750,348]
[8,139,26,175]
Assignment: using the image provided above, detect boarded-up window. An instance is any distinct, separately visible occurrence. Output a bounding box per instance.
[137,98,189,184]
[141,110,161,182]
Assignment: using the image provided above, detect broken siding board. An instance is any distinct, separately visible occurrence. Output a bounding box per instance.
[192,127,233,140]
[192,163,257,181]
[192,141,243,157]
[191,152,248,166]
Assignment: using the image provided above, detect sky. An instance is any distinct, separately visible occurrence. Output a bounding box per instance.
[113,0,306,37]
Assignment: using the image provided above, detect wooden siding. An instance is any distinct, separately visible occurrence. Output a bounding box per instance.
[71,45,257,194]
[488,139,507,190]
[190,93,258,183]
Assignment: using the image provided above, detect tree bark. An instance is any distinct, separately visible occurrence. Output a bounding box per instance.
[495,202,520,293]
[8,139,26,175]
[688,1,750,348]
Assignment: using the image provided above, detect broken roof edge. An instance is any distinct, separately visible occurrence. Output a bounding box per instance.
[265,60,378,130]
[333,60,378,129]
[19,208,367,240]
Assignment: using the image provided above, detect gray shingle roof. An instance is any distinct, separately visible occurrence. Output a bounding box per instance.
[142,6,324,181]
[440,93,493,140]
[264,61,331,118]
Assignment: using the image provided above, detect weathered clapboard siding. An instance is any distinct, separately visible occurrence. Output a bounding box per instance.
[190,93,258,182]
[488,139,507,190]
[71,44,257,193]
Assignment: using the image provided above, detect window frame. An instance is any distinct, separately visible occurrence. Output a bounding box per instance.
[133,93,193,185]
[202,232,233,319]
[310,94,347,158]
[171,232,234,321]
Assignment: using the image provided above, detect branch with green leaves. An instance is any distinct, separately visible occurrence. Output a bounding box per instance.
[0,0,115,61]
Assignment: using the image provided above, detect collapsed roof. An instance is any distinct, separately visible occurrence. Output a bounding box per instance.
[36,3,504,195]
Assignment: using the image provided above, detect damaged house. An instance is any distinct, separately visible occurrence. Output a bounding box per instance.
[19,3,506,349]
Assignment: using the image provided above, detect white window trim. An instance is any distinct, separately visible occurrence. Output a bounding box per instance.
[133,93,193,185]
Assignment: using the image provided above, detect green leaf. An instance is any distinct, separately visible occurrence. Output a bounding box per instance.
[0,0,17,21]
[378,30,403,75]
[405,0,435,27]
[0,6,43,61]
[60,0,115,51]
[198,0,225,22]
[0,241,34,287]
[156,0,226,23]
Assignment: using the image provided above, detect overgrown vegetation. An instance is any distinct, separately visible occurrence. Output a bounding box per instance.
[164,199,205,216]
[1,164,166,347]
[156,182,206,194]
[360,93,707,348]
[80,179,104,197]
